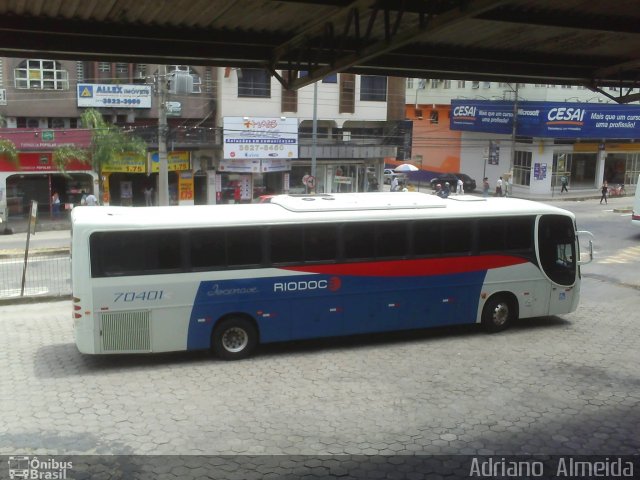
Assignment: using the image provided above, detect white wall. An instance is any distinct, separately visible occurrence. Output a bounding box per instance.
[217,69,389,126]
[407,79,634,107]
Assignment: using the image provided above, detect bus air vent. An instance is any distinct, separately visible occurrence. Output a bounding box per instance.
[100,310,151,353]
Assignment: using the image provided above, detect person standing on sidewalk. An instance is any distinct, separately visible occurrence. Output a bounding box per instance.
[600,180,608,204]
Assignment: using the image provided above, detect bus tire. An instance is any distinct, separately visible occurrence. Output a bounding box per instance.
[481,295,514,333]
[212,317,258,360]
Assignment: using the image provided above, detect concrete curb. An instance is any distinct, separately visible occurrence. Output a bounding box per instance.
[0,247,69,258]
[0,294,70,306]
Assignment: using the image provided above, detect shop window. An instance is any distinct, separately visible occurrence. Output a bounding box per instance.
[14,59,69,90]
[513,150,533,186]
[429,111,439,124]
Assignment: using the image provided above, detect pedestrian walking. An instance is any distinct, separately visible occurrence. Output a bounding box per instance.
[600,181,608,204]
[495,176,503,197]
[456,177,464,195]
[144,186,154,206]
[560,175,569,193]
[482,177,490,197]
[51,192,61,217]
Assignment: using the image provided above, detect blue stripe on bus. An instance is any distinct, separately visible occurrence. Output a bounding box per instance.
[186,267,489,350]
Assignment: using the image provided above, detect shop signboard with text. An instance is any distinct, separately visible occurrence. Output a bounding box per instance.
[150,151,190,172]
[102,153,147,173]
[77,83,152,108]
[0,152,91,172]
[0,128,92,151]
[223,117,298,160]
[451,100,640,139]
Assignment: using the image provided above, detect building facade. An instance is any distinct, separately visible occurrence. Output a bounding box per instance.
[0,57,405,221]
[405,79,640,196]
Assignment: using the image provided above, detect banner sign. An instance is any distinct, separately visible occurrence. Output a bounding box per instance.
[260,158,292,172]
[77,83,152,109]
[219,158,260,173]
[150,151,190,172]
[450,100,640,139]
[223,117,298,160]
[102,153,146,173]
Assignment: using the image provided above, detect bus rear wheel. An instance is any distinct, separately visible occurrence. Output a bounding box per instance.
[482,295,513,333]
[212,317,258,360]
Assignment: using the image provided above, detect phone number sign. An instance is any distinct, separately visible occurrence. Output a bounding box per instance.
[77,84,152,109]
[223,117,298,160]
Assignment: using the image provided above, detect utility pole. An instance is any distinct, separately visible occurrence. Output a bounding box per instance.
[509,83,519,195]
[158,64,169,206]
[311,81,318,187]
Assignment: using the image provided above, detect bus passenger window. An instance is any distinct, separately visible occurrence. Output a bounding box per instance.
[270,226,304,264]
[442,220,472,255]
[189,229,226,270]
[375,222,407,259]
[343,223,375,260]
[227,228,262,267]
[304,225,337,262]
[413,221,442,256]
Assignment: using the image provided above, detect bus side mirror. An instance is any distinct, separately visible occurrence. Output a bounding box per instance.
[577,230,594,265]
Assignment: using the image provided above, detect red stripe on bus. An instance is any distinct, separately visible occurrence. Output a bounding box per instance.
[282,255,528,277]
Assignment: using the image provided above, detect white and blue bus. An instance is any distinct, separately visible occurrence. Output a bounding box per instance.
[71,192,593,359]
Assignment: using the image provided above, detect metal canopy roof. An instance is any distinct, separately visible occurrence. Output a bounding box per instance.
[1,0,639,102]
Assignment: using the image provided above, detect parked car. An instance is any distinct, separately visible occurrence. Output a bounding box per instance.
[430,173,476,192]
[383,169,406,185]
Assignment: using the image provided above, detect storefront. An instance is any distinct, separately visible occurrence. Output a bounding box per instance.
[451,100,640,195]
[0,128,96,221]
[102,151,193,206]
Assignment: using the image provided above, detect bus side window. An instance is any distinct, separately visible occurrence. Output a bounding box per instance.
[304,224,338,262]
[442,220,472,255]
[413,220,442,257]
[227,228,263,267]
[375,221,407,259]
[270,225,304,264]
[343,223,375,260]
[189,228,226,270]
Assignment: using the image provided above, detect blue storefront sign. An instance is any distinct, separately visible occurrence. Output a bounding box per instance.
[450,100,640,139]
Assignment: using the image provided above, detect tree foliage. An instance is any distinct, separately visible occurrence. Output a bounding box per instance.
[0,138,18,166]
[79,108,147,173]
[52,108,147,173]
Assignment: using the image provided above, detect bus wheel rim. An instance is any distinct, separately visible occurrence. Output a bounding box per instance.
[222,327,249,352]
[493,303,509,326]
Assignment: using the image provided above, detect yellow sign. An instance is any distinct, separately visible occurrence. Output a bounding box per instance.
[178,171,194,202]
[150,151,190,172]
[102,153,147,173]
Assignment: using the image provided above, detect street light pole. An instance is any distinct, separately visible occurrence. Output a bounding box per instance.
[158,64,169,206]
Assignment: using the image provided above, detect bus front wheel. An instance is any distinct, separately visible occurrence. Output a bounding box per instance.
[212,317,258,360]
[481,295,514,333]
